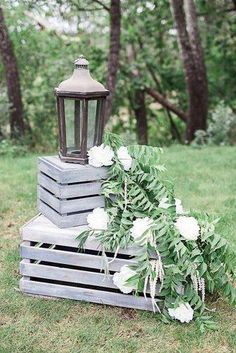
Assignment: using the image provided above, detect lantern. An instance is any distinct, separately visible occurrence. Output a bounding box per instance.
[55,55,109,164]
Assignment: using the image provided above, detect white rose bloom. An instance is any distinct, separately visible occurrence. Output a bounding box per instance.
[113,265,137,294]
[175,198,184,214]
[88,144,114,168]
[87,207,109,231]
[159,197,184,214]
[175,216,200,241]
[130,217,153,244]
[159,197,172,209]
[117,146,133,171]
[168,303,194,323]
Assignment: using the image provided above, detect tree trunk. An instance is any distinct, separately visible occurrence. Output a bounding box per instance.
[127,44,148,144]
[133,90,148,144]
[169,0,208,142]
[104,0,121,124]
[0,6,25,139]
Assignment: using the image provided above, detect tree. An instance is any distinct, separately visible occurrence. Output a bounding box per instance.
[104,0,121,124]
[133,89,148,144]
[2,0,235,147]
[127,44,148,144]
[169,0,208,142]
[0,6,25,139]
[146,87,187,123]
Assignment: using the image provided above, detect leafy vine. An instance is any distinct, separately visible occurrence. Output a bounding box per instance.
[77,133,236,331]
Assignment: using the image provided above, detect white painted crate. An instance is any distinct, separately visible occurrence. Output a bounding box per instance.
[37,156,107,228]
[20,215,159,311]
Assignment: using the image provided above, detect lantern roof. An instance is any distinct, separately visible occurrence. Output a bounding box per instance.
[55,55,109,96]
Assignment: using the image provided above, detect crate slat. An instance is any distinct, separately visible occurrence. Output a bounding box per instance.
[21,215,140,256]
[38,173,102,199]
[20,242,135,272]
[38,186,105,214]
[38,202,90,228]
[38,156,107,184]
[20,278,155,311]
[20,260,117,289]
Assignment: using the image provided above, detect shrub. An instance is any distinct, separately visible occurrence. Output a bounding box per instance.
[193,102,236,146]
[208,102,236,145]
[0,139,28,157]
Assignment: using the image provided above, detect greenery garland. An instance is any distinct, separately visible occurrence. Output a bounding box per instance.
[77,133,235,331]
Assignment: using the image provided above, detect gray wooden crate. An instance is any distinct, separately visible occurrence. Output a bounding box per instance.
[20,215,160,311]
[37,156,107,228]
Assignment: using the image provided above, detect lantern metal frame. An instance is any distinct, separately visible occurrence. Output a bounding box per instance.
[55,56,109,164]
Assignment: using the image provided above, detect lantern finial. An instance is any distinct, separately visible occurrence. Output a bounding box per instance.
[74,55,89,69]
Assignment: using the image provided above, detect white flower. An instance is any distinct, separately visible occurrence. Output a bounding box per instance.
[175,198,184,214]
[113,265,137,294]
[87,207,109,231]
[159,197,185,214]
[159,197,172,209]
[130,217,153,244]
[175,216,200,241]
[117,146,133,171]
[168,303,194,323]
[176,284,185,295]
[88,144,114,168]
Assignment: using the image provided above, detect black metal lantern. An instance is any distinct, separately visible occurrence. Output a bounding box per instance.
[55,55,109,164]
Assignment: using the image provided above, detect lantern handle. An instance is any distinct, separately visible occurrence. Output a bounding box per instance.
[74,55,89,69]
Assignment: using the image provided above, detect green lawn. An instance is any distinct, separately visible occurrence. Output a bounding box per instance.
[0,146,235,353]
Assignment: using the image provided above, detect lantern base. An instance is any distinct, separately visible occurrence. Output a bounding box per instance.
[59,152,88,165]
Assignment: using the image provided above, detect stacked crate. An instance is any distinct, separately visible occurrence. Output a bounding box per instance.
[19,156,159,310]
[37,156,107,228]
[20,215,156,310]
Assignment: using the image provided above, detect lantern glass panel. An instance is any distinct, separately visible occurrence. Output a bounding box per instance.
[64,99,82,155]
[87,99,103,149]
[62,98,104,159]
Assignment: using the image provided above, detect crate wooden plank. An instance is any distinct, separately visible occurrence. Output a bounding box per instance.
[20,242,136,272]
[20,279,155,311]
[38,156,107,184]
[20,260,117,289]
[38,202,90,228]
[38,186,61,212]
[20,260,157,295]
[38,173,59,195]
[38,186,105,213]
[21,215,140,256]
[38,173,102,199]
[38,158,61,183]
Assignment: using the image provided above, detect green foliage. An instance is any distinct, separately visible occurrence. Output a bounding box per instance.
[208,103,236,145]
[77,135,236,329]
[0,139,28,157]
[1,1,236,149]
[191,130,209,147]
[192,103,236,147]
[195,315,218,334]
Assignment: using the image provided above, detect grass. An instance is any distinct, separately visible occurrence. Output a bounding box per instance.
[0,146,235,353]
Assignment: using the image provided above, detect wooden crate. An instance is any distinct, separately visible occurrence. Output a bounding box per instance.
[20,215,158,311]
[37,156,107,228]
